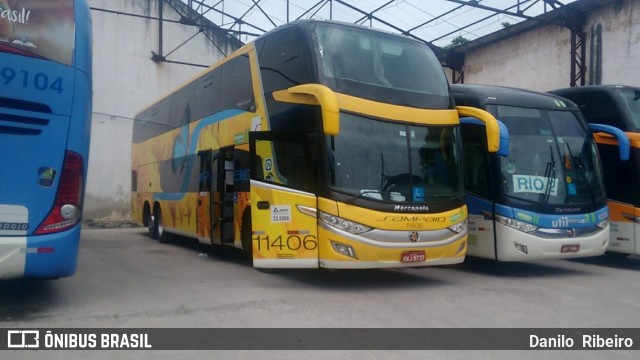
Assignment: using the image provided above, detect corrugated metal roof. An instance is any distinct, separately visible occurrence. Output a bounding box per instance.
[452,0,620,54]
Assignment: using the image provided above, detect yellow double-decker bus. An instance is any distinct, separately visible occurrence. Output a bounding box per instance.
[131,20,502,269]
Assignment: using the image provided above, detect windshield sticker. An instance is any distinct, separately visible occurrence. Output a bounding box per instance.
[412,186,425,202]
[265,173,275,182]
[567,183,577,195]
[505,162,517,174]
[563,154,573,170]
[513,175,558,196]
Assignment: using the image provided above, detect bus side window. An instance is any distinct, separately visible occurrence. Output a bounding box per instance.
[220,54,255,112]
[256,28,314,132]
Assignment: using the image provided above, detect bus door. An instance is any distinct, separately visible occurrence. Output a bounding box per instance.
[197,150,213,244]
[465,196,498,259]
[249,132,319,268]
[218,147,236,244]
[460,121,498,259]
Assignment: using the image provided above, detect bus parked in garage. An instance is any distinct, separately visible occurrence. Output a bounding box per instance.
[131,20,504,269]
[452,84,629,261]
[551,85,640,257]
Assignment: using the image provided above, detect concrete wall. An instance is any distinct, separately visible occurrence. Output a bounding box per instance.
[587,0,640,86]
[85,0,242,222]
[460,0,640,91]
[460,25,572,91]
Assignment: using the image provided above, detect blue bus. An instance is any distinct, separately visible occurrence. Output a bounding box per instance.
[452,84,629,261]
[0,0,92,278]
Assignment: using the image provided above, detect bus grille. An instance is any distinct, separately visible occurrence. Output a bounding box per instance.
[0,97,52,113]
[0,112,50,135]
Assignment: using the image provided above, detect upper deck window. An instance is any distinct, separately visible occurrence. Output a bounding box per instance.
[312,22,450,109]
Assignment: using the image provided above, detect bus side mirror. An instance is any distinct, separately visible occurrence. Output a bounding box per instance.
[272,84,340,135]
[457,106,507,156]
[589,123,630,161]
[496,120,510,157]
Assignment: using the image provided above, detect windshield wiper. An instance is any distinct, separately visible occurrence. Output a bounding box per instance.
[538,144,556,210]
[565,143,596,204]
[380,153,388,191]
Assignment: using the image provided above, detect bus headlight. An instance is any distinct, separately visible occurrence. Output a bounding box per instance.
[496,215,539,233]
[319,211,371,235]
[448,220,467,234]
[596,219,609,229]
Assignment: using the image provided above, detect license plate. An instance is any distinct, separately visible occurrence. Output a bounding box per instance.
[561,244,580,253]
[401,250,426,263]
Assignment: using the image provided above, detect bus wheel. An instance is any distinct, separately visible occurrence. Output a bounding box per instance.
[144,204,154,237]
[148,214,157,239]
[155,208,169,243]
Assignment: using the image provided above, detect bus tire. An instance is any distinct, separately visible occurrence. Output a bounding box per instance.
[151,204,169,243]
[148,215,157,239]
[155,207,170,243]
[149,206,159,240]
[143,203,154,237]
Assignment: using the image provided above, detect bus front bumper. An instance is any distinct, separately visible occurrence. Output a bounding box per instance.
[317,226,467,269]
[495,223,609,261]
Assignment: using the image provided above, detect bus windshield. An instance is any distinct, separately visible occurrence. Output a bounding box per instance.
[618,88,640,131]
[327,112,464,203]
[488,105,606,207]
[312,22,450,109]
